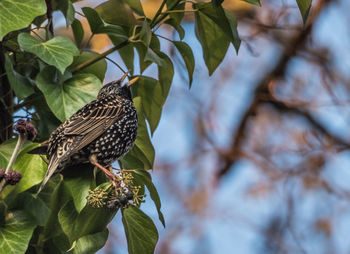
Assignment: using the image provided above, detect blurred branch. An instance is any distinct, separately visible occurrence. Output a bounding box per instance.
[216,0,337,180]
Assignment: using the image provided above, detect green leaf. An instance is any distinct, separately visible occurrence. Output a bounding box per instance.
[18,33,80,74]
[173,41,194,87]
[241,0,261,6]
[134,43,152,73]
[122,206,158,254]
[73,229,109,254]
[69,51,107,81]
[134,169,165,227]
[53,0,75,26]
[195,3,241,53]
[212,0,224,7]
[4,54,35,100]
[0,210,37,254]
[5,192,50,226]
[9,143,47,195]
[164,19,185,40]
[58,200,79,241]
[0,0,46,40]
[296,0,312,23]
[125,0,144,16]
[96,0,136,27]
[64,164,95,212]
[72,19,84,47]
[121,97,155,169]
[36,66,102,122]
[157,51,174,98]
[224,9,241,53]
[145,48,166,67]
[58,199,117,244]
[132,77,164,134]
[194,7,230,75]
[166,0,185,24]
[138,19,152,47]
[82,7,126,36]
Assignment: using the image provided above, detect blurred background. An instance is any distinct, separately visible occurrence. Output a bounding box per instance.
[54,0,350,253]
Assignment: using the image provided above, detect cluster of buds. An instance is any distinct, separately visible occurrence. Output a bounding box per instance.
[13,119,37,141]
[86,170,145,209]
[0,168,22,185]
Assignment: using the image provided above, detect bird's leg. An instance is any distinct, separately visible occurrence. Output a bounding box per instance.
[89,155,115,180]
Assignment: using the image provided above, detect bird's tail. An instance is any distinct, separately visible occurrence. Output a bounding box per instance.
[37,155,60,194]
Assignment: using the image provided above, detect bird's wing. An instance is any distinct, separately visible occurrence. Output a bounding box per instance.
[62,95,125,154]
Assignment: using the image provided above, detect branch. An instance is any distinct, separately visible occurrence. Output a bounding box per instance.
[216,0,336,179]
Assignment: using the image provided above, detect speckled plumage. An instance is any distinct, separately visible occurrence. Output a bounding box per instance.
[37,77,138,193]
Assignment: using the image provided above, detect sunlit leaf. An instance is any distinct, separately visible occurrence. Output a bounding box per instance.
[0,0,46,40]
[122,206,158,254]
[18,33,79,74]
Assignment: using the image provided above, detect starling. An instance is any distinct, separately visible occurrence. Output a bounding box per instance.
[37,73,138,193]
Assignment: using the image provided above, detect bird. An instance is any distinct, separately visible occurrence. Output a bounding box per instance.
[36,73,139,194]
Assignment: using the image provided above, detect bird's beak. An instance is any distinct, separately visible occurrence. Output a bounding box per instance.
[120,72,129,82]
[126,77,139,87]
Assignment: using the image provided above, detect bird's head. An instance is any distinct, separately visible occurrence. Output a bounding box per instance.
[97,73,139,100]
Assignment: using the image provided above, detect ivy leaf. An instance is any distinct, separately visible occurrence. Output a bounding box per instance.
[134,169,165,227]
[122,206,159,254]
[296,0,312,23]
[5,192,50,226]
[4,54,34,100]
[194,7,230,75]
[132,77,164,134]
[8,143,47,195]
[18,33,80,74]
[36,66,102,122]
[69,51,107,81]
[0,0,46,40]
[72,229,109,254]
[173,41,195,87]
[64,164,95,213]
[0,210,37,254]
[241,0,261,6]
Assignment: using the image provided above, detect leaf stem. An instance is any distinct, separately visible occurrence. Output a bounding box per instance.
[150,0,168,27]
[151,0,183,29]
[72,40,129,73]
[0,133,26,195]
